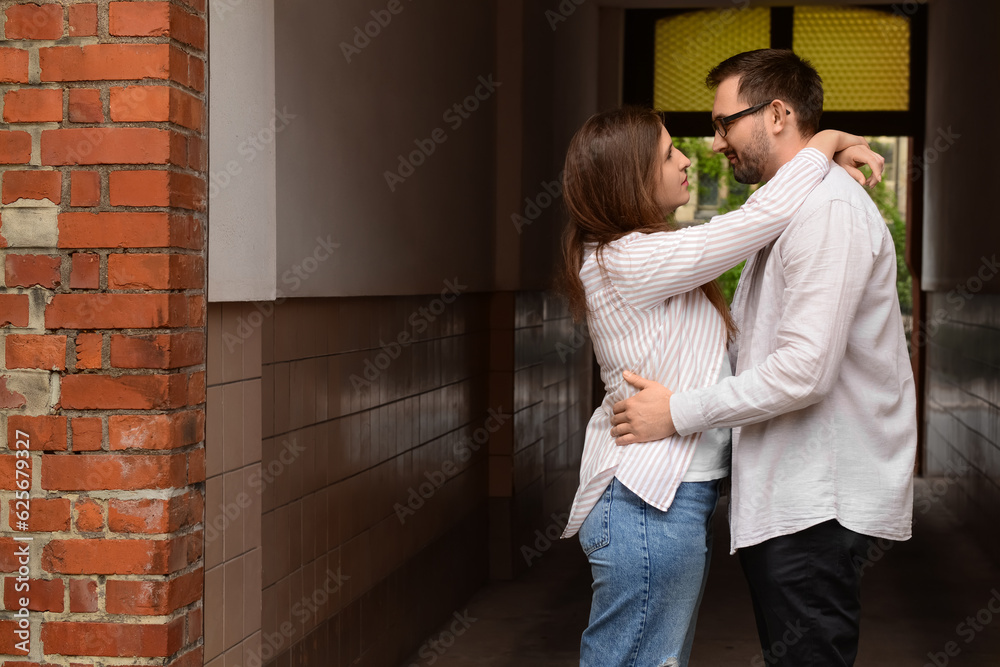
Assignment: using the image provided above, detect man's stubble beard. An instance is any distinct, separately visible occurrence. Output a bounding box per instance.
[732,120,771,184]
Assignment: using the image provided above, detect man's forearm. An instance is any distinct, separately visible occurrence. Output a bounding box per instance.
[671,201,874,435]
[670,351,829,435]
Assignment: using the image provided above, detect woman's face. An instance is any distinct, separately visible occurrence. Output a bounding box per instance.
[653,125,692,216]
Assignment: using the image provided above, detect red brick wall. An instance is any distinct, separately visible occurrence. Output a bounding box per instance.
[0,1,206,664]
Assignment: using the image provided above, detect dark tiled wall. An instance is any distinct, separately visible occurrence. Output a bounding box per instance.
[488,293,591,579]
[258,291,590,667]
[924,291,1000,560]
[205,303,264,667]
[538,296,591,518]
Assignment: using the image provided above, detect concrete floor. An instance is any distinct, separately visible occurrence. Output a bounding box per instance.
[404,479,1000,666]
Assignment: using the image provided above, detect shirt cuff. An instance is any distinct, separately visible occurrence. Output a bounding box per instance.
[671,389,712,436]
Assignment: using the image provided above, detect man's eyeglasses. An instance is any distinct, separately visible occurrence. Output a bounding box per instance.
[711,100,786,138]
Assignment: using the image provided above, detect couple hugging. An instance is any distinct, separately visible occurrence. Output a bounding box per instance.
[560,49,916,667]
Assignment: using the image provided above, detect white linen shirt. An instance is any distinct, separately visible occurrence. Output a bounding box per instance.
[670,164,917,553]
[562,147,831,538]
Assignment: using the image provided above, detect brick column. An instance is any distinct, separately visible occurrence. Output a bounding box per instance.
[1,1,207,664]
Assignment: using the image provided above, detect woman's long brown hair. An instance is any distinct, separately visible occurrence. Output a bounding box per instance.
[558,106,737,340]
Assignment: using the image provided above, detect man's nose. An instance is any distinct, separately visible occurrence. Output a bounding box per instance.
[711,132,726,153]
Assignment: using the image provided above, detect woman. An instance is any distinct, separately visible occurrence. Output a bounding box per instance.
[558,106,882,667]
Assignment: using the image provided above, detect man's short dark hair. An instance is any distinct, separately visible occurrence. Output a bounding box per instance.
[707,49,824,137]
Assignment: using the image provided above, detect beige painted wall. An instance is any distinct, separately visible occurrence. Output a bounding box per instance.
[212,0,958,301]
[208,0,277,302]
[273,0,498,297]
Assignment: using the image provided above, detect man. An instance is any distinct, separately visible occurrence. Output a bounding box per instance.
[609,49,916,666]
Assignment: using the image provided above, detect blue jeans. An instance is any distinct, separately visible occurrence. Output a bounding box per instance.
[579,478,720,667]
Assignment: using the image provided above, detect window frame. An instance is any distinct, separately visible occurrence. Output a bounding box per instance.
[623,5,927,137]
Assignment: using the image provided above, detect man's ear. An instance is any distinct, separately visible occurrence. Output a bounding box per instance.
[767,99,793,135]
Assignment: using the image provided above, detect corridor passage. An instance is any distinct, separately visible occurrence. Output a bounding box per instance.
[405,479,1000,666]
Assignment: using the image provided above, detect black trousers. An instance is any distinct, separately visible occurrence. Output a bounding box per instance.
[738,520,871,667]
